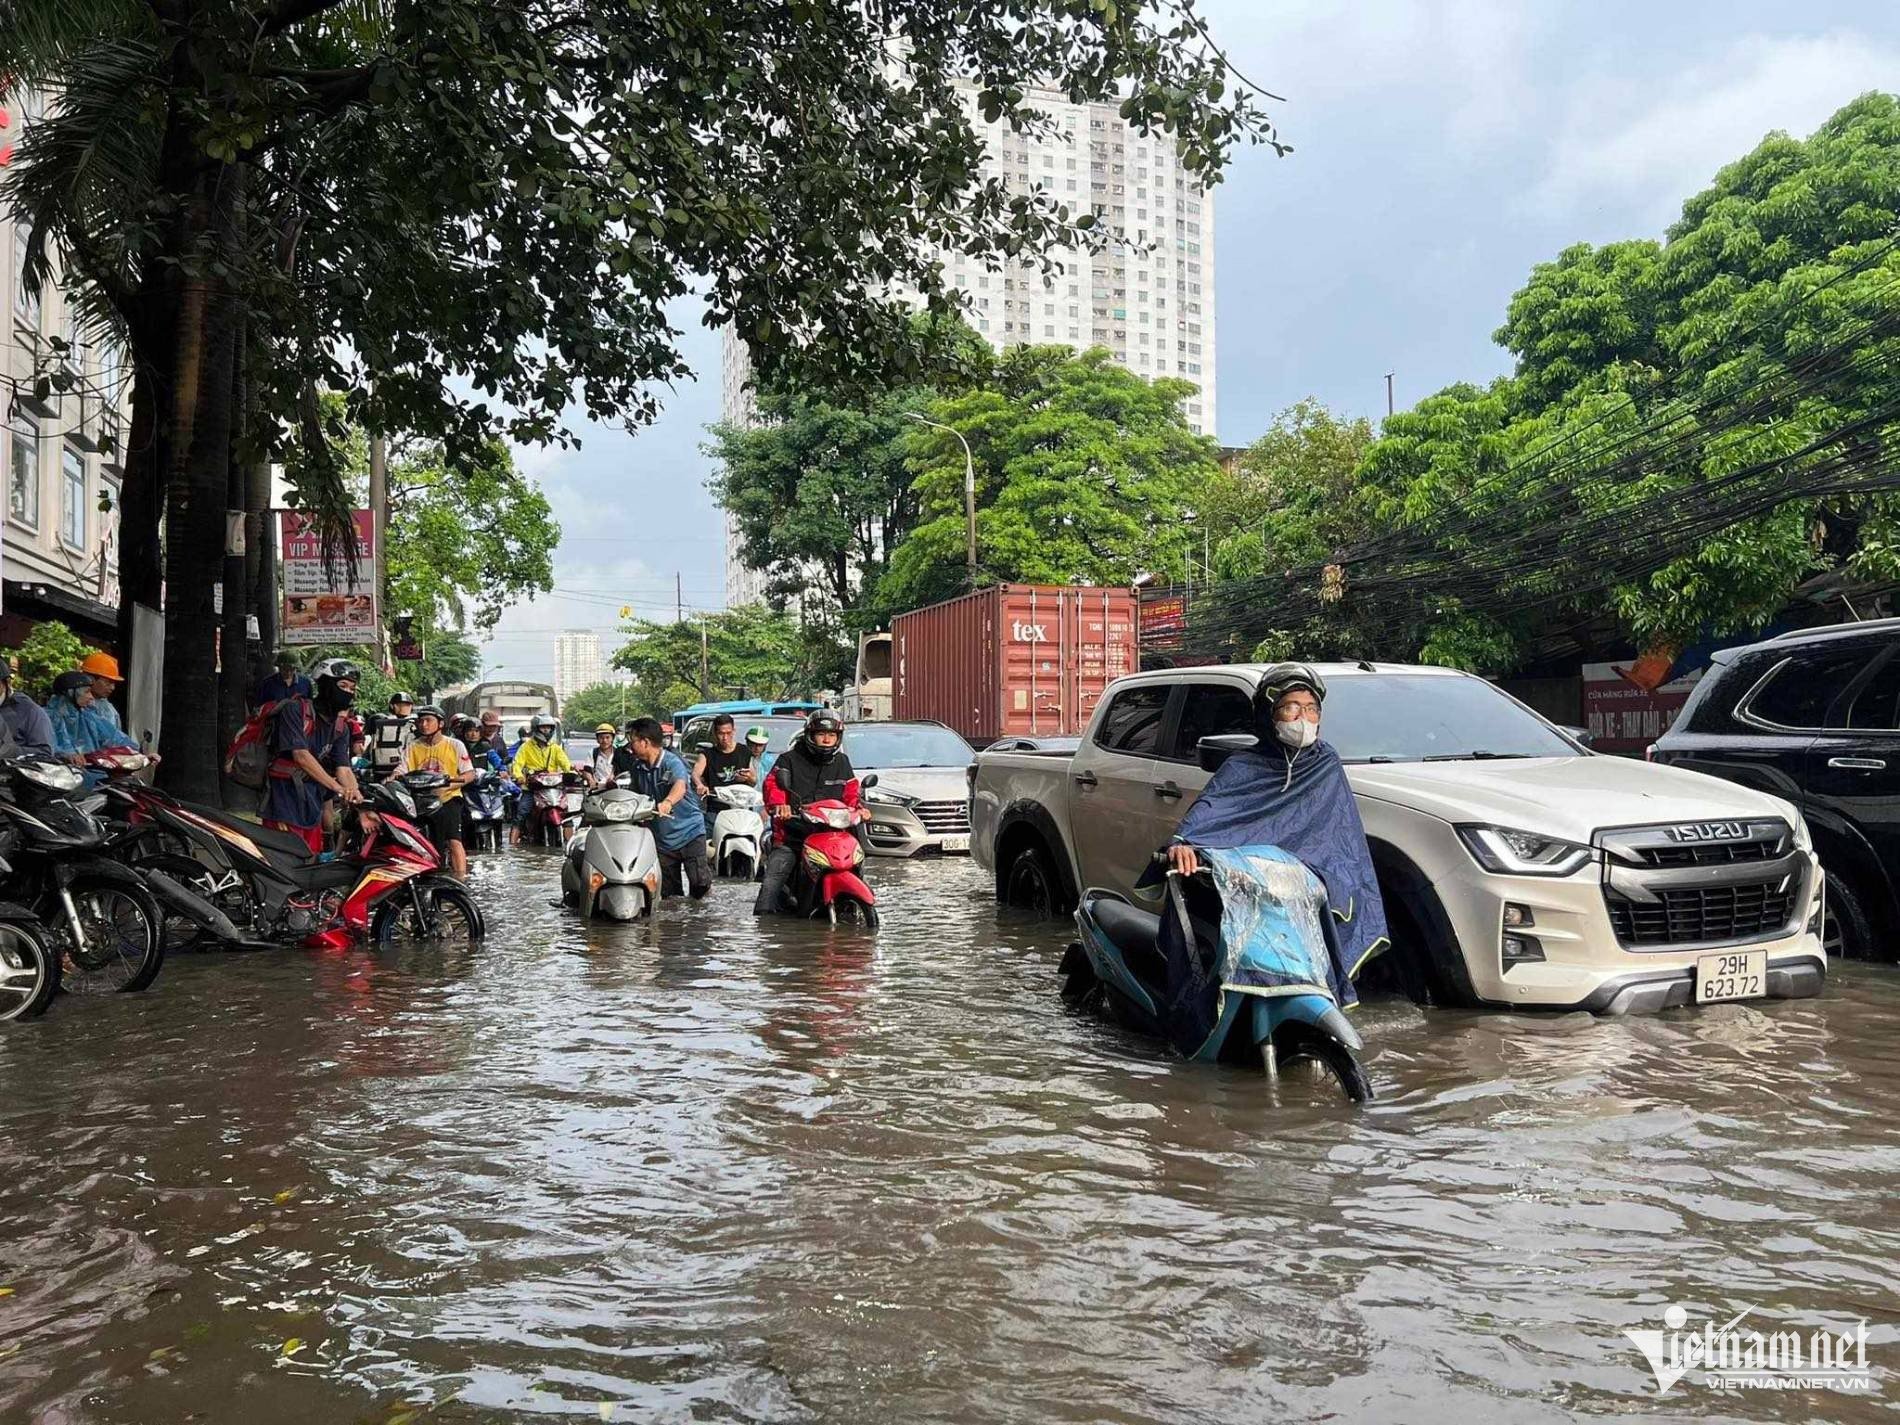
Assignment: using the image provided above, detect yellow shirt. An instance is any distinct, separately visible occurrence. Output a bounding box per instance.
[511,738,572,780]
[403,735,472,800]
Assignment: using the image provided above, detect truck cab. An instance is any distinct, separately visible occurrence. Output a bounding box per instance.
[842,632,892,722]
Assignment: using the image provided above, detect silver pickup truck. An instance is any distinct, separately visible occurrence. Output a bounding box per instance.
[971,661,1828,1014]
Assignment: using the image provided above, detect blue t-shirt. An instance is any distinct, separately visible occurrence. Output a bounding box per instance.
[255,672,313,710]
[260,697,351,829]
[625,748,705,851]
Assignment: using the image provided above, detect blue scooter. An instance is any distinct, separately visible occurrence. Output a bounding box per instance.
[1062,844,1373,1102]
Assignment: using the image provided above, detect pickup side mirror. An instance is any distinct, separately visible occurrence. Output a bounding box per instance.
[861,772,879,789]
[1197,733,1258,774]
[1560,724,1596,750]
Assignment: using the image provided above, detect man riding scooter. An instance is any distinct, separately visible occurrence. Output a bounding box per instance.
[754,711,867,915]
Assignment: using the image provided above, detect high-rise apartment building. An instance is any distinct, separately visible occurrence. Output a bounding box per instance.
[1,85,132,654]
[717,81,1215,606]
[553,628,605,703]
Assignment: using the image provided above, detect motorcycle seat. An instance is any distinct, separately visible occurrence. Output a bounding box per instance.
[1094,896,1162,988]
[241,818,331,861]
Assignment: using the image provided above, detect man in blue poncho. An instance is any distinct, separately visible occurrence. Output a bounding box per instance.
[1163,663,1389,1004]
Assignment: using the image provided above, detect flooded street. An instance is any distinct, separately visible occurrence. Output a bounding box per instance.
[2,850,1896,1423]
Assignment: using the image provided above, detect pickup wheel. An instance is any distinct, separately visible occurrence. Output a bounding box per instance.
[1002,841,1063,919]
[1822,868,1878,961]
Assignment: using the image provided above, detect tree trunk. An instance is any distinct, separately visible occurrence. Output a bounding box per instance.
[217,318,252,800]
[156,168,241,803]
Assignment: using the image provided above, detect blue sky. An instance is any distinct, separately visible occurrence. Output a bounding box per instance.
[480,1,1900,685]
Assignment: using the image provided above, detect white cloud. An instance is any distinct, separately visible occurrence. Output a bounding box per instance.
[1526,31,1900,226]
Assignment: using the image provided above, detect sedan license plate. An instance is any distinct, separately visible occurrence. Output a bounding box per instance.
[1696,949,1767,1003]
[939,834,971,854]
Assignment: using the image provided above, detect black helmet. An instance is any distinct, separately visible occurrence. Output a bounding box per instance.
[52,670,93,701]
[1253,662,1327,713]
[388,690,414,709]
[803,709,845,762]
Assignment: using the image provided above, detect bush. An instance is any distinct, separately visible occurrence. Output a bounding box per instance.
[12,620,97,698]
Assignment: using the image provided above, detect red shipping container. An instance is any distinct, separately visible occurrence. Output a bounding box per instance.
[892,585,1139,744]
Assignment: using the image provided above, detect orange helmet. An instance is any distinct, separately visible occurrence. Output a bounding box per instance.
[81,652,123,681]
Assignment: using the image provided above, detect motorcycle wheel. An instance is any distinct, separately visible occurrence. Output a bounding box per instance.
[0,923,58,1021]
[1276,1023,1376,1104]
[56,876,165,994]
[372,881,485,949]
[139,853,259,950]
[859,902,880,931]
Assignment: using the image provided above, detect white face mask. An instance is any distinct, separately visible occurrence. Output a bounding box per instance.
[1274,716,1319,750]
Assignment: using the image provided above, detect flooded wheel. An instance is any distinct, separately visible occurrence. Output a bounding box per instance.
[860,902,880,931]
[1003,842,1062,917]
[0,923,57,1021]
[372,882,484,949]
[1822,869,1875,960]
[57,878,164,993]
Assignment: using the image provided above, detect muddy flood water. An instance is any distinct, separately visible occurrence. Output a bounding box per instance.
[1,852,1896,1424]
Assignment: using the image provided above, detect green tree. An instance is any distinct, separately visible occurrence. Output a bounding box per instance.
[1204,398,1377,579]
[610,604,819,715]
[559,679,637,732]
[879,347,1219,611]
[11,620,97,699]
[2,0,1274,799]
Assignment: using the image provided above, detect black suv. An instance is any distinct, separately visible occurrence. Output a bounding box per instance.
[1650,620,1897,959]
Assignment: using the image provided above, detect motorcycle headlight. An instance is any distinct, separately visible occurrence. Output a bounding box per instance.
[600,800,634,823]
[1457,825,1596,877]
[19,761,84,792]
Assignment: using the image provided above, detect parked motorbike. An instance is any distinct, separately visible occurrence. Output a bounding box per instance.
[710,783,765,879]
[0,753,166,994]
[0,850,58,1021]
[561,779,661,920]
[465,770,511,852]
[1063,845,1372,1102]
[780,797,878,928]
[521,770,586,847]
[315,775,485,949]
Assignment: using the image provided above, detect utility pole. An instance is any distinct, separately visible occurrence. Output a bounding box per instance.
[699,617,710,697]
[1385,372,1395,419]
[369,431,389,672]
[905,413,978,590]
[676,571,683,625]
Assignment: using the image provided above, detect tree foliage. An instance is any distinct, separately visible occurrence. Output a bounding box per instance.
[558,679,637,732]
[10,620,97,698]
[610,604,819,716]
[1205,398,1378,579]
[1215,92,1900,673]
[879,346,1219,612]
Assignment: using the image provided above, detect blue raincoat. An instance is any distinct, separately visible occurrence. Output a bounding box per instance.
[1169,738,1389,988]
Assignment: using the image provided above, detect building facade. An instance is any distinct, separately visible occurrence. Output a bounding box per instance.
[716,81,1215,606]
[1,85,130,654]
[552,628,605,703]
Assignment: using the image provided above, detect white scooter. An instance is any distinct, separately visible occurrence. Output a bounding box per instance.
[709,783,766,879]
[560,780,661,920]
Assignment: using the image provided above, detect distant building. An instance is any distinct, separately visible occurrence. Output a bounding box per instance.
[0,84,131,653]
[553,629,604,702]
[715,78,1216,606]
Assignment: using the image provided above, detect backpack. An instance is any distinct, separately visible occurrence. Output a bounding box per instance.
[224,697,313,789]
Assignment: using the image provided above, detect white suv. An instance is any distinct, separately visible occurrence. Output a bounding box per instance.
[971,663,1828,1014]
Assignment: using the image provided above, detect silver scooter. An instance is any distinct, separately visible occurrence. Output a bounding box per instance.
[560,779,661,920]
[709,783,766,878]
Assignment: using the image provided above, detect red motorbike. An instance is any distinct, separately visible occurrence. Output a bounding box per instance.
[520,770,586,847]
[790,799,879,929]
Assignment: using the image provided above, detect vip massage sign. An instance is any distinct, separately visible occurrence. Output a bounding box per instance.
[280,510,378,645]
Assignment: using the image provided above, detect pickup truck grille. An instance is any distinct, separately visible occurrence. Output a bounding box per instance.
[1595,820,1806,950]
[916,800,971,834]
[1605,881,1797,947]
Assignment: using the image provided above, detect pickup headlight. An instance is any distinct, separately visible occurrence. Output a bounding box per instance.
[1457,825,1597,877]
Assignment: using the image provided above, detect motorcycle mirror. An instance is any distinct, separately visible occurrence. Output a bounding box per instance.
[1197,733,1256,775]
[861,773,879,789]
[615,773,632,788]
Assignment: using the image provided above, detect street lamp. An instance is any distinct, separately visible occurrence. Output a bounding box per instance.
[905,412,978,591]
